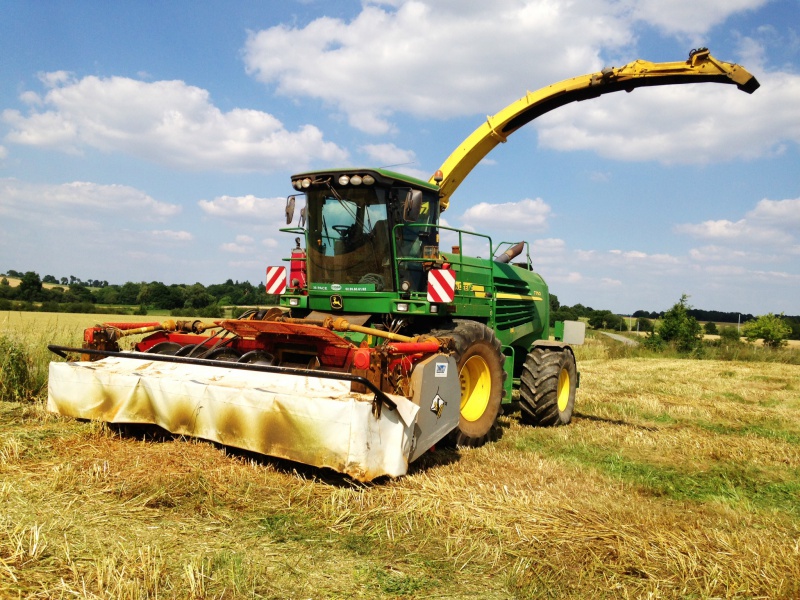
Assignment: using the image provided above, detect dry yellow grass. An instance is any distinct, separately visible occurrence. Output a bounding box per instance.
[1,314,799,598]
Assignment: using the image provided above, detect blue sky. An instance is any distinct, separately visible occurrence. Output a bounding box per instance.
[1,0,798,315]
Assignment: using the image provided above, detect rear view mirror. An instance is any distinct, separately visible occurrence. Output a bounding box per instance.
[299,205,307,228]
[285,196,296,225]
[403,190,423,222]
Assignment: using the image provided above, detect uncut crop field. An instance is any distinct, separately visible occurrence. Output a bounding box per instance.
[1,314,799,598]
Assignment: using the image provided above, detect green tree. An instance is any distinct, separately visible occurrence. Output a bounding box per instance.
[184,283,212,309]
[18,271,43,301]
[742,313,792,349]
[66,283,94,303]
[549,293,560,312]
[703,321,718,335]
[588,310,627,331]
[657,294,702,353]
[118,282,142,304]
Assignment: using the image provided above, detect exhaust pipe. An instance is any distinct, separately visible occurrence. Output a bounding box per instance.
[495,241,525,264]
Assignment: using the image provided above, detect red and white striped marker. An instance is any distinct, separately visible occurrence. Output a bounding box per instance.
[427,268,456,303]
[265,266,287,295]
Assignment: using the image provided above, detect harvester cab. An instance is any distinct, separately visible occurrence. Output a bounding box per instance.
[282,169,443,309]
[47,49,759,481]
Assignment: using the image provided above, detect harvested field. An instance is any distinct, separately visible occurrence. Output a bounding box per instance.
[0,352,800,598]
[1,313,799,598]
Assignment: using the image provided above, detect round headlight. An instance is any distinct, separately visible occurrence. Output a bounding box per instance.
[292,180,302,190]
[301,178,311,189]
[362,175,375,185]
[350,175,362,185]
[338,175,350,186]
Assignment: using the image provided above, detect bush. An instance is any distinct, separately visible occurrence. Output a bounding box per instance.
[718,326,742,345]
[0,335,35,402]
[704,322,718,335]
[169,304,223,319]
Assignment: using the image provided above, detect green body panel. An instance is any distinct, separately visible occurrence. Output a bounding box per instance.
[283,167,553,391]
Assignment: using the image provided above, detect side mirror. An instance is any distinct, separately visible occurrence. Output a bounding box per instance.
[299,205,307,228]
[403,190,423,222]
[285,196,296,225]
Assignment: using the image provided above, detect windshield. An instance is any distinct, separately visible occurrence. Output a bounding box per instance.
[307,186,394,291]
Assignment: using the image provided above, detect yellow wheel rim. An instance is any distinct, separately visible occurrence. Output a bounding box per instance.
[459,355,492,422]
[557,368,571,412]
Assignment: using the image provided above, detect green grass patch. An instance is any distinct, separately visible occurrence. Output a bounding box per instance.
[694,419,800,445]
[513,436,800,514]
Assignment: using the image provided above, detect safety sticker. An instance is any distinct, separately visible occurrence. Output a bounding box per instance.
[430,393,445,418]
[434,362,448,377]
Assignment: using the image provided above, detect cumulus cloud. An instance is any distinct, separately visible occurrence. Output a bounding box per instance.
[535,68,800,165]
[676,197,800,245]
[243,1,633,133]
[221,242,250,254]
[358,143,429,180]
[0,178,180,221]
[461,197,551,231]
[198,194,287,221]
[626,0,769,38]
[748,197,800,228]
[220,234,267,254]
[242,0,784,153]
[2,74,348,172]
[150,229,194,242]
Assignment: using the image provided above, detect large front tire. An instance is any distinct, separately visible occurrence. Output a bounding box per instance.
[519,347,577,426]
[437,321,505,447]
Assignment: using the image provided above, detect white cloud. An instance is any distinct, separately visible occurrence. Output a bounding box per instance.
[198,194,286,221]
[241,0,784,160]
[626,0,769,38]
[676,196,800,246]
[0,145,6,160]
[0,178,180,221]
[535,68,800,165]
[747,197,800,228]
[150,229,193,242]
[220,234,267,254]
[220,242,250,254]
[461,197,551,231]
[359,143,429,180]
[243,1,633,133]
[3,74,348,172]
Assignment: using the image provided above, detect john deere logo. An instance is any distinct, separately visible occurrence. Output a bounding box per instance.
[330,295,343,310]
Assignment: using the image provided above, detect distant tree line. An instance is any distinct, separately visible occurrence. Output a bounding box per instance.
[3,271,797,340]
[549,294,800,341]
[632,307,757,324]
[0,270,277,315]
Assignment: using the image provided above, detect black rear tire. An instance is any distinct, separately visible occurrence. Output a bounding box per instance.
[519,347,576,426]
[433,320,505,447]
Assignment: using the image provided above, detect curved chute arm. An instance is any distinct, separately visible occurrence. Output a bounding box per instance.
[432,49,760,211]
